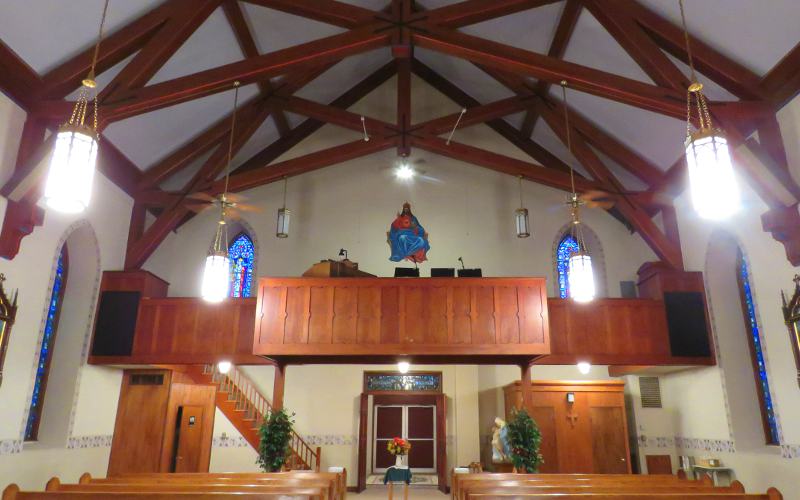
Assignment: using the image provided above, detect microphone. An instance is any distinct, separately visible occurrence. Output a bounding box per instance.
[458,257,465,270]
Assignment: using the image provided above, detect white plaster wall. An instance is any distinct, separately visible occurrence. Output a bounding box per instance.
[0,92,133,489]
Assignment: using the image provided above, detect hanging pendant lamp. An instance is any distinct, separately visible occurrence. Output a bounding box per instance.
[679,0,739,220]
[515,175,531,238]
[201,82,241,302]
[276,177,290,238]
[561,82,595,303]
[44,0,110,213]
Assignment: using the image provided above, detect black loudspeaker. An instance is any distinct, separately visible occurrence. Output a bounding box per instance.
[458,269,482,277]
[663,291,711,357]
[431,268,455,277]
[394,268,420,277]
[620,281,637,298]
[91,291,141,356]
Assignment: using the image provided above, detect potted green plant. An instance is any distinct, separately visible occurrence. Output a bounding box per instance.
[506,408,543,473]
[256,407,295,472]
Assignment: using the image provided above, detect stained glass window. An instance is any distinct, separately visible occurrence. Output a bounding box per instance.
[365,373,441,392]
[557,235,580,299]
[25,245,68,441]
[737,249,779,445]
[229,232,255,298]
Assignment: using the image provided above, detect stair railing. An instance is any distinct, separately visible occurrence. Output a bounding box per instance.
[202,364,321,471]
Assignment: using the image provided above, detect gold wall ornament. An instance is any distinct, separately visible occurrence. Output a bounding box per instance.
[0,274,19,387]
[781,275,800,389]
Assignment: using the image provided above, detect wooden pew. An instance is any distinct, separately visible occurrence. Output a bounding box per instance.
[79,471,346,500]
[44,477,329,500]
[2,485,323,499]
[465,494,783,500]
[451,473,707,500]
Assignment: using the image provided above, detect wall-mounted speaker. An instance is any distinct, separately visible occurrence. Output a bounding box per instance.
[91,291,141,356]
[663,292,711,357]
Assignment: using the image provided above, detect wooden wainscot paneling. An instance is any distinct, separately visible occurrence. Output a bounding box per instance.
[541,298,679,365]
[254,277,550,362]
[91,297,263,365]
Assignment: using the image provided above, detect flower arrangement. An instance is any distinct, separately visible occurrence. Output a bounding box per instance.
[387,437,411,456]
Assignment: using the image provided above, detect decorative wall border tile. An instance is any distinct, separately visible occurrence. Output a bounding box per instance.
[66,434,112,449]
[780,444,800,458]
[213,435,251,448]
[0,439,23,455]
[674,436,736,454]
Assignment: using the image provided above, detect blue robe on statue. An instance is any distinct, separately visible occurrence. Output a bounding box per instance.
[389,214,430,262]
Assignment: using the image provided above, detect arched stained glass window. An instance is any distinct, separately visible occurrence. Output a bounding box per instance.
[557,235,580,299]
[26,244,68,441]
[737,249,779,445]
[229,233,255,298]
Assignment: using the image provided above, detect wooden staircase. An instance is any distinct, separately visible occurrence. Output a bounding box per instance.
[186,364,321,471]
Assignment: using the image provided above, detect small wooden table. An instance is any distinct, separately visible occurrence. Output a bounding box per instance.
[384,466,412,499]
[692,465,734,486]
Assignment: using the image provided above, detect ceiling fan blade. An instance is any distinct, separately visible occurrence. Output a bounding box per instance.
[185,202,212,214]
[187,192,216,202]
[233,203,262,213]
[225,193,248,203]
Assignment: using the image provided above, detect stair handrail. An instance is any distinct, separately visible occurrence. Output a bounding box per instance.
[203,364,321,471]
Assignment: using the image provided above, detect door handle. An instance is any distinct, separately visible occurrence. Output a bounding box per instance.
[620,458,626,462]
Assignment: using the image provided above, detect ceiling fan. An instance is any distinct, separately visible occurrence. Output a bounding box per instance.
[579,189,672,210]
[185,192,261,220]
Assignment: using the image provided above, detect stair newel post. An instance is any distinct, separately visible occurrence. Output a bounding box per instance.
[315,446,321,472]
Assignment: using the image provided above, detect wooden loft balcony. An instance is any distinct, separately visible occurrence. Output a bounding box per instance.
[88,269,715,368]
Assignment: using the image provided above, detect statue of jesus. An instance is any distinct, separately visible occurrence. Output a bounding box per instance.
[388,202,430,263]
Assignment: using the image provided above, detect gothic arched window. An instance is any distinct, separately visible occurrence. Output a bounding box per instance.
[25,244,68,441]
[229,232,255,298]
[556,235,580,299]
[737,249,779,445]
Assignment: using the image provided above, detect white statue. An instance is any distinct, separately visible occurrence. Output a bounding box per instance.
[491,417,511,463]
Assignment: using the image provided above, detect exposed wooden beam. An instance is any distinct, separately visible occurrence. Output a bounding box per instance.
[100,25,392,120]
[535,98,683,269]
[584,0,688,92]
[410,58,574,175]
[37,0,176,99]
[0,40,42,109]
[99,0,222,102]
[209,137,396,195]
[240,0,380,29]
[420,0,561,29]
[519,0,581,137]
[410,134,598,193]
[97,138,146,198]
[412,27,689,119]
[231,60,397,177]
[397,57,412,155]
[413,95,535,135]
[277,95,397,136]
[621,0,763,100]
[760,41,800,108]
[223,0,291,136]
[540,95,665,187]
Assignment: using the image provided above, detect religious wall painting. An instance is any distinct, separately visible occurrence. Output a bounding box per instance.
[388,202,430,263]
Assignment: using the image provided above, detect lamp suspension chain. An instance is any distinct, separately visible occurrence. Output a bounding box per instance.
[222,81,241,199]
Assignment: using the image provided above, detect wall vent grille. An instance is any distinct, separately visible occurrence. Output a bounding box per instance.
[639,376,662,408]
[130,374,164,386]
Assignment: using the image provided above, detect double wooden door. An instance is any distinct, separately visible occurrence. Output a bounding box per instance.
[373,404,436,473]
[504,380,630,474]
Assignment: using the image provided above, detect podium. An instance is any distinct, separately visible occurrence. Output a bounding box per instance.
[302,259,375,278]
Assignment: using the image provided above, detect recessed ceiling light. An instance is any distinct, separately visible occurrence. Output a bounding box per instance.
[398,361,410,373]
[577,361,591,375]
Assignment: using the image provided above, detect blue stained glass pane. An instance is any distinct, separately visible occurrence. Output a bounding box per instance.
[229,233,255,298]
[25,247,66,441]
[740,256,780,444]
[557,235,580,299]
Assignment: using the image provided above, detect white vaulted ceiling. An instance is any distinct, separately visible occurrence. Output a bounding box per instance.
[0,0,798,194]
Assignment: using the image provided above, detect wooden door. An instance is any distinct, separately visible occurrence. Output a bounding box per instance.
[374,406,403,471]
[646,455,673,474]
[528,402,559,473]
[173,405,206,472]
[407,406,435,471]
[589,405,629,473]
